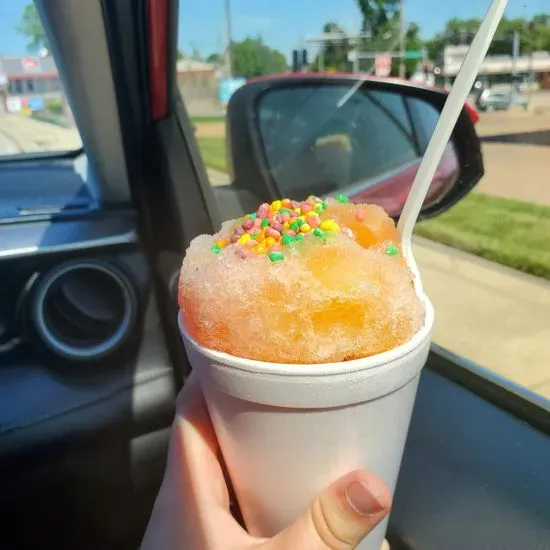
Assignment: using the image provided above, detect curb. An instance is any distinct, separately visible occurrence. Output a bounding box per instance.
[413,235,550,289]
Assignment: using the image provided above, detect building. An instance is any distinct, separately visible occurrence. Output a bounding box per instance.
[176,58,218,102]
[434,45,550,89]
[0,54,64,114]
[0,54,224,117]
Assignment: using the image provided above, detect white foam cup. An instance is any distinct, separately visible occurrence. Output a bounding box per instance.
[178,297,434,550]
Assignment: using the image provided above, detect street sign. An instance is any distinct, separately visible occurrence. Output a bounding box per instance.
[375,54,392,77]
[404,50,424,60]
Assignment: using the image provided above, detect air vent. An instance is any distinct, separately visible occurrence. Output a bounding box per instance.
[31,260,137,361]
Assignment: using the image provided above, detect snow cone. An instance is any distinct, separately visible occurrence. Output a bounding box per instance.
[178,195,433,550]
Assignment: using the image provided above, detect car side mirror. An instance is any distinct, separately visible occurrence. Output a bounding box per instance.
[226,75,484,221]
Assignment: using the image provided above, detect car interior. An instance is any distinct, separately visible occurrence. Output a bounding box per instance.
[0,1,548,549]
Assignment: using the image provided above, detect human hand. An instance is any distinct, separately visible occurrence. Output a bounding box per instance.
[141,374,392,550]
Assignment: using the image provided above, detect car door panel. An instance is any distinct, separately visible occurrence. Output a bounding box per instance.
[0,156,176,550]
[390,353,550,550]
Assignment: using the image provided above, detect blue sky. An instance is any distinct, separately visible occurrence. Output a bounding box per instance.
[0,0,547,58]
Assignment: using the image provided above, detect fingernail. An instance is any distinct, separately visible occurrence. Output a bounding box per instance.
[346,481,385,516]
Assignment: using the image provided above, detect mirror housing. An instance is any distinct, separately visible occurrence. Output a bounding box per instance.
[226,75,484,221]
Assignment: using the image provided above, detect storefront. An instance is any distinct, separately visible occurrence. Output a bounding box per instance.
[0,55,63,114]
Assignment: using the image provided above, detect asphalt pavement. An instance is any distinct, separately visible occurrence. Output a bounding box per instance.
[0,129,20,155]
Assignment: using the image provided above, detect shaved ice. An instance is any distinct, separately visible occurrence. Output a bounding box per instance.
[179,196,423,364]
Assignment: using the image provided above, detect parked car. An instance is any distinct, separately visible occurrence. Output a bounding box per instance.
[476,88,528,111]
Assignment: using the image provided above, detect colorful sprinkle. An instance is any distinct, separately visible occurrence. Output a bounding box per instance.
[335,194,349,204]
[213,196,350,260]
[269,251,284,262]
[320,219,340,232]
[385,243,400,256]
[281,234,294,246]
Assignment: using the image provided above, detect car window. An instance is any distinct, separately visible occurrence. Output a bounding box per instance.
[0,2,82,157]
[178,2,549,401]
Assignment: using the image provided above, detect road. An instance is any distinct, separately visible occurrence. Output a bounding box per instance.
[0,129,20,155]
[0,114,82,153]
[475,111,550,205]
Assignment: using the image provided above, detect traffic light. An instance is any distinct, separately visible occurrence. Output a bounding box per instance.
[291,49,308,72]
[292,49,299,73]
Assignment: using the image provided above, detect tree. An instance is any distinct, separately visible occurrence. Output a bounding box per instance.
[231,37,287,79]
[310,22,351,72]
[18,3,49,52]
[207,53,222,64]
[356,0,399,36]
[177,50,185,60]
[425,15,550,62]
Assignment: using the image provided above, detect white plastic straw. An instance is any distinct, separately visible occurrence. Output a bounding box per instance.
[396,0,509,295]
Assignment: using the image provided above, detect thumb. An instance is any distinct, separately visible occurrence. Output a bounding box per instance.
[266,470,391,550]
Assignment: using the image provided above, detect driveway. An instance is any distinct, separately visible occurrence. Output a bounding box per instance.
[475,111,550,205]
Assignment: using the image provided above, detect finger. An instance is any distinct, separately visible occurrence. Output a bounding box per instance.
[263,469,391,550]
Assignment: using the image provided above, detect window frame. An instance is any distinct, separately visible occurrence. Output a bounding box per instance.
[430,344,549,433]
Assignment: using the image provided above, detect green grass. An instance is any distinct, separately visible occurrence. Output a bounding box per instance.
[191,115,226,124]
[197,137,227,172]
[415,193,550,280]
[31,112,71,128]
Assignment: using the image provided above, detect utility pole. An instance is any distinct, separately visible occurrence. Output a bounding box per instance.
[511,30,519,93]
[224,0,233,78]
[399,0,406,78]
